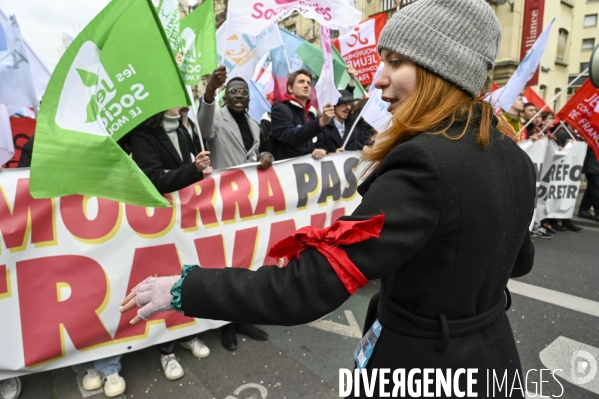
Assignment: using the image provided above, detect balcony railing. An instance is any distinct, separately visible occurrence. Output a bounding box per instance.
[400,0,417,7]
[381,0,395,12]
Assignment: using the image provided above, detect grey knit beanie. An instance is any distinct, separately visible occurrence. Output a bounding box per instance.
[377,0,501,96]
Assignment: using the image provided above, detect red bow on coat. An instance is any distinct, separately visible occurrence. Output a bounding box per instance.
[267,214,385,294]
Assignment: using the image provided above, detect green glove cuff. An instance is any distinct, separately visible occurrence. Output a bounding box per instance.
[170,264,199,312]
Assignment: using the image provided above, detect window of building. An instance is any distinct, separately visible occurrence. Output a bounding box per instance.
[330,30,340,40]
[556,29,568,64]
[584,14,598,27]
[539,85,547,101]
[583,38,595,50]
[554,88,562,110]
[581,62,590,72]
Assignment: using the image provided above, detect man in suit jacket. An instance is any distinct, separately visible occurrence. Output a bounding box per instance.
[322,90,371,153]
[205,77,273,170]
[201,75,272,350]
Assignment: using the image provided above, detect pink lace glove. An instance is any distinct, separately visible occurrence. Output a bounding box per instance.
[136,275,180,320]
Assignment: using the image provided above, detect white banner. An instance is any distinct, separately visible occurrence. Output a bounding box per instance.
[518,137,549,227]
[226,0,361,36]
[535,140,587,221]
[0,152,364,379]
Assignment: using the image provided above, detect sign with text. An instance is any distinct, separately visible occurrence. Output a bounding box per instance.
[0,152,364,379]
[334,13,385,86]
[558,79,599,161]
[520,0,545,86]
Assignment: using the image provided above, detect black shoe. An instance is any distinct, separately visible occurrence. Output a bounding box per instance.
[541,222,557,233]
[562,220,583,232]
[221,323,237,351]
[236,323,269,341]
[578,210,599,222]
[535,227,553,239]
[553,223,566,232]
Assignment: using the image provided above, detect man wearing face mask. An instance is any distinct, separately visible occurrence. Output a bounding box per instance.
[205,77,274,170]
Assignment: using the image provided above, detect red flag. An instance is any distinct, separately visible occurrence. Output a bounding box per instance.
[523,87,551,111]
[490,82,500,92]
[557,79,599,160]
[333,13,386,86]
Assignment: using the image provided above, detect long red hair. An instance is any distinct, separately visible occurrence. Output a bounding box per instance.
[362,67,513,179]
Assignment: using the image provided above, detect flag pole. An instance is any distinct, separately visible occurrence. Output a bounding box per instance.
[517,68,589,137]
[342,99,369,149]
[186,85,205,152]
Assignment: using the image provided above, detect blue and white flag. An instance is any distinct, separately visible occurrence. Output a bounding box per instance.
[0,9,50,109]
[494,17,555,112]
[248,79,271,124]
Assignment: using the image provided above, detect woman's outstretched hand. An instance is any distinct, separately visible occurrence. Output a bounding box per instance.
[119,275,180,324]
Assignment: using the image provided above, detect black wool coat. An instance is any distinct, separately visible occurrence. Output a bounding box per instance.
[181,115,536,397]
[270,101,326,160]
[129,126,203,194]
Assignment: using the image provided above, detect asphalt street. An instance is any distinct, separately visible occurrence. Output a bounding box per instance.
[15,221,599,399]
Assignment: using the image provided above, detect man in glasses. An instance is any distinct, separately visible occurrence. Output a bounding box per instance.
[204,76,274,170]
[202,74,273,351]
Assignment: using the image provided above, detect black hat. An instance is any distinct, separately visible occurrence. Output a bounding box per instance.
[335,90,354,106]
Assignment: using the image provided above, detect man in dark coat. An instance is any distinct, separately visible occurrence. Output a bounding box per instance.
[322,90,372,153]
[270,69,333,160]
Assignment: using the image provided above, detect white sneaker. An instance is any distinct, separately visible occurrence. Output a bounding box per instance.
[180,337,210,358]
[82,369,103,391]
[0,378,21,399]
[160,354,184,381]
[103,373,126,398]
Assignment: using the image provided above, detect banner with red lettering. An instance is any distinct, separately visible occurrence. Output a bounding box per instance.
[520,0,545,86]
[4,118,36,169]
[333,13,385,86]
[0,152,364,379]
[557,79,599,160]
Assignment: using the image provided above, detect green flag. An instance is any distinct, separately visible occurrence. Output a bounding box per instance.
[154,0,180,53]
[30,0,190,207]
[293,34,366,98]
[179,0,218,85]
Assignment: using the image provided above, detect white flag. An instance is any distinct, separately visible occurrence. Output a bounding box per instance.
[493,17,555,112]
[361,88,392,133]
[0,13,39,110]
[0,103,14,165]
[314,26,340,110]
[0,9,50,105]
[217,22,283,82]
[226,0,361,36]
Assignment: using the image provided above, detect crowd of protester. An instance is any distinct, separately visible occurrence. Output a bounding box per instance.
[5,66,599,399]
[0,65,376,399]
[497,93,599,240]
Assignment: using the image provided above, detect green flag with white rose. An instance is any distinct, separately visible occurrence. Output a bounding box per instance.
[30,0,190,207]
[179,0,217,85]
